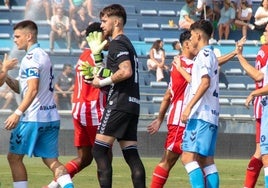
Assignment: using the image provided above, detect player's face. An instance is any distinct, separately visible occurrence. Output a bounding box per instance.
[13,28,30,51]
[100,15,115,39]
[189,30,199,49]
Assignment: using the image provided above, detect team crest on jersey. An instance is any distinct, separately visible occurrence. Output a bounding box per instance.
[26,67,40,77]
[261,135,266,143]
[26,53,33,60]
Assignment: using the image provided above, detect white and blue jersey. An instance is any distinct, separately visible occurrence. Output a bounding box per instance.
[19,43,59,122]
[186,45,219,125]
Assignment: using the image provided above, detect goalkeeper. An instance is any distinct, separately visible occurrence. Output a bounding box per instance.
[44,22,113,188]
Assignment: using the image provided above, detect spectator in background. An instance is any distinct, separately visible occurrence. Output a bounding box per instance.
[71,6,92,49]
[51,0,65,16]
[0,83,14,110]
[178,0,198,30]
[217,0,236,40]
[254,0,268,31]
[25,0,51,23]
[50,7,71,52]
[54,64,74,110]
[234,0,255,38]
[147,40,169,82]
[69,0,95,19]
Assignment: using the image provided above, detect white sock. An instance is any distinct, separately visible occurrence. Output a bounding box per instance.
[13,181,28,188]
[47,180,60,188]
[57,174,73,188]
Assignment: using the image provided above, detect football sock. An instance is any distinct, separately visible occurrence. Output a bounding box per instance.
[47,180,59,188]
[13,181,28,188]
[264,167,268,188]
[122,145,146,188]
[244,156,263,187]
[92,140,112,188]
[65,160,80,178]
[150,165,169,188]
[203,164,219,188]
[57,174,74,188]
[185,161,205,188]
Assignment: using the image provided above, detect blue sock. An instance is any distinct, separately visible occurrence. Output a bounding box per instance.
[206,172,219,188]
[204,164,219,188]
[63,183,74,188]
[185,161,205,188]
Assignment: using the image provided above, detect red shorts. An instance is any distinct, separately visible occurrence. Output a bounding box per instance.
[73,118,98,147]
[256,118,261,143]
[164,125,185,154]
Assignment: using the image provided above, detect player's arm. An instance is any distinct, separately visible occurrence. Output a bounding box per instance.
[4,78,38,130]
[245,84,268,108]
[5,75,19,94]
[237,53,264,81]
[181,75,210,123]
[92,60,132,88]
[218,36,245,66]
[147,89,171,135]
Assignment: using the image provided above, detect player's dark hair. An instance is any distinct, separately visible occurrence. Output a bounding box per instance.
[13,20,38,36]
[190,19,213,39]
[85,22,102,36]
[100,4,127,26]
[179,30,191,45]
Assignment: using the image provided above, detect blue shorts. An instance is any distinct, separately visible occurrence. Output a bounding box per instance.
[9,121,60,158]
[261,105,268,155]
[182,119,218,157]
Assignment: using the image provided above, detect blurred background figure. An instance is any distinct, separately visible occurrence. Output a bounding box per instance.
[25,0,51,23]
[68,0,95,19]
[71,6,93,49]
[172,40,182,55]
[50,7,71,52]
[234,0,254,38]
[178,0,198,30]
[147,40,169,82]
[0,83,14,110]
[54,64,74,110]
[217,0,236,40]
[254,0,268,31]
[51,0,65,16]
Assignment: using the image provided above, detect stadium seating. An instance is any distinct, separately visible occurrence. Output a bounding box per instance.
[0,0,261,122]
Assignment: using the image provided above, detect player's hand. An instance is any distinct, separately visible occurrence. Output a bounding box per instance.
[78,61,98,80]
[181,106,191,124]
[92,75,101,88]
[1,53,18,72]
[4,113,20,130]
[147,119,161,135]
[245,93,254,109]
[86,31,108,62]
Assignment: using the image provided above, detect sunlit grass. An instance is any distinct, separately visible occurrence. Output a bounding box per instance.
[0,156,265,188]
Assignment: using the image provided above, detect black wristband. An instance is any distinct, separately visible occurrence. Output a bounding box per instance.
[94,53,104,63]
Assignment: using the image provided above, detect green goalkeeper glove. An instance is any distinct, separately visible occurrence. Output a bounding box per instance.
[86,31,108,62]
[78,61,113,81]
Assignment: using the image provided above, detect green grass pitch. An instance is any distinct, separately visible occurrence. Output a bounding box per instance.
[0,156,265,187]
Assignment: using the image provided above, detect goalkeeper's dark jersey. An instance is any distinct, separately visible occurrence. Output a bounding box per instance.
[106,34,140,115]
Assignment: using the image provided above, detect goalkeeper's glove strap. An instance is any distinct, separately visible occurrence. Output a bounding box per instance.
[94,53,104,63]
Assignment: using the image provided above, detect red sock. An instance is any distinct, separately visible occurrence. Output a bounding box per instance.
[244,156,263,188]
[150,165,169,188]
[65,160,80,178]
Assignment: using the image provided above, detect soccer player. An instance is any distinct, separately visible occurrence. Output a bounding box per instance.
[91,4,146,188]
[3,20,74,188]
[238,24,268,188]
[147,30,195,188]
[180,19,220,188]
[244,24,268,188]
[45,22,113,188]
